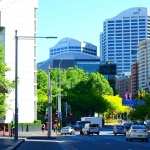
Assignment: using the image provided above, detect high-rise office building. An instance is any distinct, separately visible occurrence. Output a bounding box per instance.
[131,62,138,98]
[38,37,99,73]
[50,37,97,57]
[0,0,38,123]
[138,39,150,91]
[100,7,150,75]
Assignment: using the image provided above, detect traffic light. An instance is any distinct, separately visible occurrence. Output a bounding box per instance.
[55,111,58,118]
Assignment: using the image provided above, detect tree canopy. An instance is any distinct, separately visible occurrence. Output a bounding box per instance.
[129,93,150,120]
[37,67,130,122]
[0,43,13,118]
[68,72,113,118]
[103,95,131,114]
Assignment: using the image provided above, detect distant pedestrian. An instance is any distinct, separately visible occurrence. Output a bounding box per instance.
[26,124,29,132]
[10,121,14,137]
[53,123,57,133]
[41,123,45,132]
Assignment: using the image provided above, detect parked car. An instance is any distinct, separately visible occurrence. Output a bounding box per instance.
[113,125,126,136]
[126,125,149,142]
[60,126,75,135]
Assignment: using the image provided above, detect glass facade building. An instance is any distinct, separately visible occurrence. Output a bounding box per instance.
[38,52,100,73]
[100,7,150,75]
[50,38,97,57]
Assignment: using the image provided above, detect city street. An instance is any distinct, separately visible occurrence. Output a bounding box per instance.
[16,131,150,150]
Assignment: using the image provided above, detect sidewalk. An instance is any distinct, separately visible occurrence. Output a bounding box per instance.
[0,130,58,150]
[18,130,58,137]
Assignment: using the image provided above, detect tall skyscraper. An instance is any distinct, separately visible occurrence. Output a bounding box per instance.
[100,7,150,75]
[0,0,38,123]
[138,39,150,91]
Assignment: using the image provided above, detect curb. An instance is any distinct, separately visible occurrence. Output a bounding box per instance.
[6,139,25,150]
[26,136,56,140]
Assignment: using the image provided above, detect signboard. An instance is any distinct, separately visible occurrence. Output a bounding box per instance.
[122,99,145,107]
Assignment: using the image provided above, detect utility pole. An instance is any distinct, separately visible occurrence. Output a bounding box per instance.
[58,61,62,128]
[58,67,61,115]
[48,65,52,137]
[65,101,68,118]
[14,30,18,140]
[14,30,57,139]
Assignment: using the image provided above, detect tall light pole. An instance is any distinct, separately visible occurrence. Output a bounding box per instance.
[47,65,52,137]
[14,30,19,140]
[57,60,63,128]
[14,30,57,140]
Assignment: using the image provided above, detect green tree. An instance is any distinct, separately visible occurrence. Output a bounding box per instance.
[69,72,113,119]
[0,43,13,118]
[37,68,115,121]
[129,93,150,120]
[37,69,61,122]
[37,70,48,121]
[61,67,86,94]
[37,70,48,92]
[87,73,113,96]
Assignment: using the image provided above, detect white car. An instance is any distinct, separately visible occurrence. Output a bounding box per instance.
[113,125,126,136]
[126,125,149,142]
[61,126,75,135]
[82,123,100,135]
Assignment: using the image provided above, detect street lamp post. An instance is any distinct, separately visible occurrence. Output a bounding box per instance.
[14,30,19,140]
[14,30,57,140]
[47,65,52,137]
[57,60,63,128]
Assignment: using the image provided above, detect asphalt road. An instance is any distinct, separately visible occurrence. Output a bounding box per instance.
[16,131,150,150]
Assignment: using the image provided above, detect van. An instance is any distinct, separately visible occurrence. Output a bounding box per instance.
[82,123,100,135]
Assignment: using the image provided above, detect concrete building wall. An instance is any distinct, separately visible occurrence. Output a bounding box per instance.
[116,75,131,98]
[131,62,138,98]
[0,0,38,123]
[138,39,150,91]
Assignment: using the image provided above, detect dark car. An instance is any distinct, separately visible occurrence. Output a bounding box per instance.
[113,125,126,136]
[123,123,132,132]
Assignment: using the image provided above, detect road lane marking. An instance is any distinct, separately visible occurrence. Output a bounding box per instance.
[25,139,67,143]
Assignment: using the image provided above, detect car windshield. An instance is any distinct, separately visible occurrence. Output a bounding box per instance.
[124,123,132,127]
[63,126,70,129]
[116,125,124,129]
[132,125,146,129]
[90,124,98,127]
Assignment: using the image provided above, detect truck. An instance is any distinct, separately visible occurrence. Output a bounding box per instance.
[81,117,102,128]
[81,117,102,135]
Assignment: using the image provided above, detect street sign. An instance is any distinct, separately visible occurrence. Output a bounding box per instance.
[122,99,145,107]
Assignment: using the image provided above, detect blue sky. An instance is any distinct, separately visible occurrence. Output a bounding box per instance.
[37,0,150,62]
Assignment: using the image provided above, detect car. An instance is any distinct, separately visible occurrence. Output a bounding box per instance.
[113,125,126,136]
[144,120,150,128]
[60,126,75,135]
[82,123,100,135]
[126,125,149,142]
[123,122,132,132]
[88,124,100,135]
